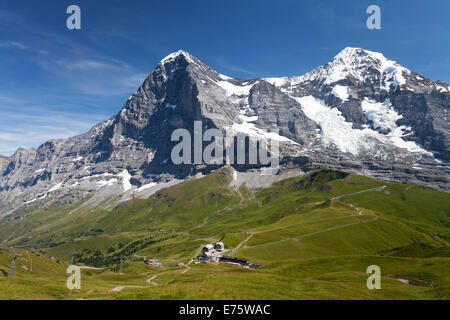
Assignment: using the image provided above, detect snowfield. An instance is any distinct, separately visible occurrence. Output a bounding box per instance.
[361,98,402,132]
[331,85,349,101]
[294,96,432,156]
[226,109,298,144]
[216,80,257,97]
[118,169,132,192]
[48,182,63,193]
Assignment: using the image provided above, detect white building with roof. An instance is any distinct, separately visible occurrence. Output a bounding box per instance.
[214,242,224,251]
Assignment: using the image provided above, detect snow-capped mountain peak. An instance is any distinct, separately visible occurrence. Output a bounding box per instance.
[300,47,410,90]
[160,50,196,65]
[332,47,393,67]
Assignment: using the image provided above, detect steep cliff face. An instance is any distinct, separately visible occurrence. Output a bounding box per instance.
[0,48,449,216]
[0,155,9,173]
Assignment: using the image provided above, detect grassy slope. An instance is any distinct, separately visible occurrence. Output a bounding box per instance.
[0,168,449,299]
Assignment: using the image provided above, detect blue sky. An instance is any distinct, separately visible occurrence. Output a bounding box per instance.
[0,0,449,155]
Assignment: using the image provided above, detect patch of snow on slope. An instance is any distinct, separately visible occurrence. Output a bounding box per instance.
[82,173,114,180]
[368,50,409,90]
[360,98,430,153]
[136,182,158,192]
[217,81,257,97]
[361,98,402,131]
[227,110,298,144]
[73,156,83,162]
[331,85,349,101]
[295,96,432,156]
[294,96,369,154]
[386,127,432,154]
[322,65,349,85]
[49,182,63,193]
[437,84,450,92]
[384,66,406,89]
[25,198,37,204]
[118,169,132,192]
[218,73,232,80]
[97,178,118,188]
[263,77,288,87]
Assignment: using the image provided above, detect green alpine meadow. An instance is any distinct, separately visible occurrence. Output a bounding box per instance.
[1,168,449,300]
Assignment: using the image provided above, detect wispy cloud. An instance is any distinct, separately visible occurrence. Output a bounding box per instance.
[0,8,148,96]
[0,93,109,156]
[34,54,148,96]
[215,60,258,77]
[0,7,150,155]
[0,107,109,156]
[67,60,111,70]
[0,40,49,57]
[0,41,27,50]
[66,59,128,70]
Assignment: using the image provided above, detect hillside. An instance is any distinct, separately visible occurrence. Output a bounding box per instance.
[0,168,449,299]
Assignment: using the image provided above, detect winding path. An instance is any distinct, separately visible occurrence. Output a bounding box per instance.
[230,233,255,257]
[181,265,191,274]
[147,275,159,286]
[244,214,379,249]
[111,285,146,292]
[332,186,386,200]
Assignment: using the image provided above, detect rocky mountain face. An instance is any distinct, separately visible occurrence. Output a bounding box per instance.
[0,155,9,172]
[265,47,450,159]
[0,48,449,216]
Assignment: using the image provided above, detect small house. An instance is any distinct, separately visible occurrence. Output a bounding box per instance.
[144,259,161,266]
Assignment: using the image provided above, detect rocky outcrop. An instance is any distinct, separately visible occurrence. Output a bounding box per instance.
[0,155,10,173]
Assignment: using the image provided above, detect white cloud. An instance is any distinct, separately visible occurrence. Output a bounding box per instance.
[0,105,108,156]
[67,60,118,70]
[120,73,148,89]
[216,60,258,76]
[0,41,27,50]
[38,56,148,96]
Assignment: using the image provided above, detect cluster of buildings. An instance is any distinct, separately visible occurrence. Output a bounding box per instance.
[144,259,161,266]
[143,241,262,269]
[198,242,225,262]
[197,242,263,268]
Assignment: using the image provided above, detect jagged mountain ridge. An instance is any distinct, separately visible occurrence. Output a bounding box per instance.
[0,48,449,216]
